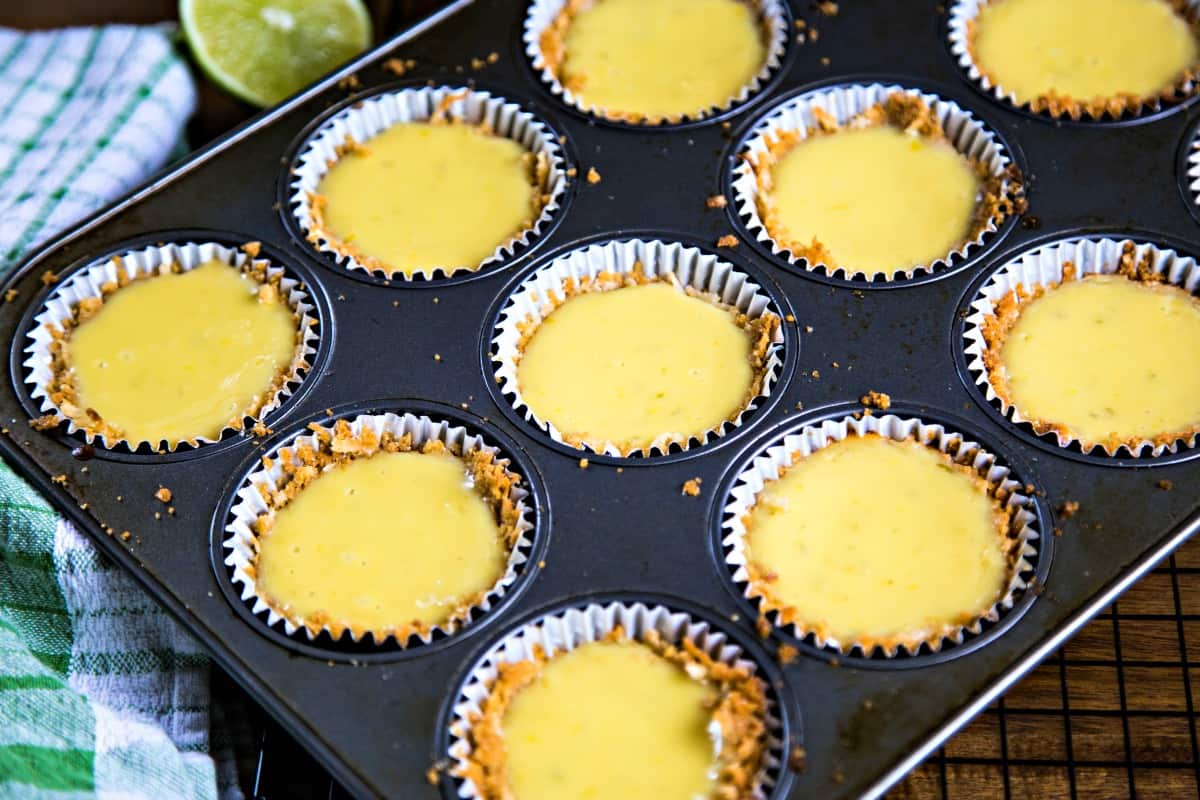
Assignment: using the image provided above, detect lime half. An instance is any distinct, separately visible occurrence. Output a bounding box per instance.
[180,0,372,107]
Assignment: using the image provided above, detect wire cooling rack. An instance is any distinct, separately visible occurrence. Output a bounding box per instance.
[232,531,1200,799]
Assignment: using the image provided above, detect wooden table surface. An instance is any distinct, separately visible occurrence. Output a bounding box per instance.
[3,4,1197,798]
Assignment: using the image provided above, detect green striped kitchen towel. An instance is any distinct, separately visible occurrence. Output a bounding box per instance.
[0,24,241,800]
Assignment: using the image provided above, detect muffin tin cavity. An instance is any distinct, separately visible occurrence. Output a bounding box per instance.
[523,0,791,126]
[17,238,325,460]
[728,82,1023,285]
[213,402,549,661]
[948,0,1200,122]
[485,236,794,462]
[959,235,1200,464]
[438,597,797,800]
[712,404,1049,667]
[286,84,570,283]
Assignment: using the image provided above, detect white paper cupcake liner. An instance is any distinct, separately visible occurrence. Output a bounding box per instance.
[948,0,1200,120]
[1186,124,1200,209]
[491,238,786,457]
[963,236,1200,458]
[731,82,1022,282]
[222,410,537,647]
[289,85,569,281]
[523,0,789,125]
[721,411,1040,658]
[22,241,317,453]
[446,600,786,799]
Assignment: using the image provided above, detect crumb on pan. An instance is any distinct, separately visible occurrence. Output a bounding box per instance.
[717,234,739,248]
[1059,500,1080,519]
[860,390,891,410]
[586,166,602,184]
[707,194,728,209]
[1158,479,1174,491]
[778,644,798,664]
[154,486,172,504]
[578,457,589,469]
[681,477,702,496]
[815,1,838,15]
[382,58,418,77]
[4,288,18,302]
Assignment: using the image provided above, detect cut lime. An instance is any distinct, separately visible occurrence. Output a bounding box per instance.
[180,0,372,107]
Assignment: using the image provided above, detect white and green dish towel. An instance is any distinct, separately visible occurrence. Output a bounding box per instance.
[0,24,244,800]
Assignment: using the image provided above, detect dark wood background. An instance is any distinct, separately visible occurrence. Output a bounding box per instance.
[3,3,1198,798]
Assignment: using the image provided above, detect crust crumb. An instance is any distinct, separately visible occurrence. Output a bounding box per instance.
[252,421,272,437]
[716,234,739,248]
[706,194,728,209]
[1157,479,1174,491]
[51,473,67,486]
[1059,500,1080,519]
[154,487,172,504]
[40,270,58,286]
[815,0,838,14]
[860,390,891,410]
[30,414,58,431]
[681,477,702,497]
[382,58,417,77]
[578,457,589,469]
[336,74,361,91]
[241,241,261,257]
[811,369,820,379]
[789,746,808,773]
[4,288,18,302]
[120,530,131,541]
[778,644,799,665]
[586,166,602,184]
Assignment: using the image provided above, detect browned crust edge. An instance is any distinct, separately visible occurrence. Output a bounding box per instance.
[305,92,554,278]
[33,247,310,451]
[746,91,1026,277]
[978,241,1200,454]
[963,0,1200,121]
[740,432,1027,656]
[457,625,771,800]
[246,418,525,644]
[510,264,782,456]
[536,0,777,125]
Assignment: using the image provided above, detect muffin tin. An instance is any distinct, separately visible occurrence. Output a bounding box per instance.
[1,1,1199,797]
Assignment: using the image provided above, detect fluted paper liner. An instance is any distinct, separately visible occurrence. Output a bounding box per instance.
[963,236,1200,457]
[523,0,789,125]
[1186,125,1200,209]
[222,411,536,647]
[948,0,1200,121]
[446,600,785,799]
[23,241,317,452]
[490,238,786,457]
[731,82,1021,282]
[721,411,1040,658]
[289,85,568,280]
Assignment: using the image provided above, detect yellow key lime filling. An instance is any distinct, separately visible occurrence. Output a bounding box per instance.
[501,640,717,800]
[256,450,508,632]
[66,259,295,445]
[315,121,537,276]
[766,125,981,274]
[998,274,1200,445]
[972,0,1198,103]
[558,0,766,119]
[745,435,1009,644]
[516,282,757,450]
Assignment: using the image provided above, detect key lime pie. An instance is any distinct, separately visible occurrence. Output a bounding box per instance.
[967,0,1200,117]
[308,105,550,277]
[249,420,523,642]
[514,269,779,454]
[39,254,302,448]
[741,434,1018,653]
[750,93,1016,277]
[461,628,769,800]
[537,0,770,122]
[981,244,1200,452]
